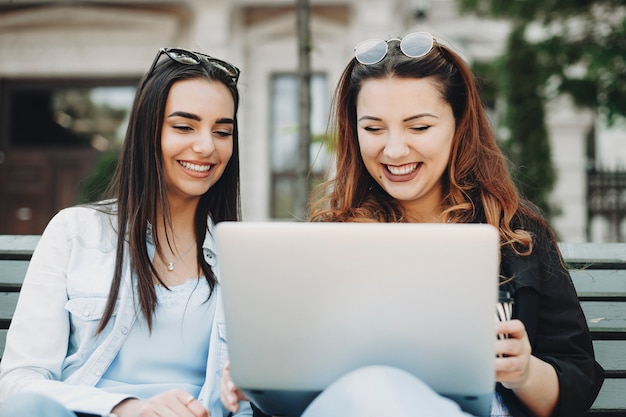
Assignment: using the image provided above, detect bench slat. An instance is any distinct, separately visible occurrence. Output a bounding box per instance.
[590,379,626,412]
[559,243,626,265]
[0,260,31,290]
[0,329,6,356]
[0,293,19,326]
[593,340,626,376]
[572,270,626,298]
[582,302,626,334]
[0,235,40,260]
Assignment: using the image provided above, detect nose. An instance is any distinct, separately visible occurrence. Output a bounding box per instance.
[383,130,410,159]
[192,131,216,156]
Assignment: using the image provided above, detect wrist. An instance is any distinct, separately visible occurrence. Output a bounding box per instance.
[112,398,140,417]
[515,355,537,391]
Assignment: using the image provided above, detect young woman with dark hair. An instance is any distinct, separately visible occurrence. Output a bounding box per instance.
[0,48,250,417]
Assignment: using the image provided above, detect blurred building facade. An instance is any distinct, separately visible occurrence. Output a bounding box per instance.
[0,0,623,241]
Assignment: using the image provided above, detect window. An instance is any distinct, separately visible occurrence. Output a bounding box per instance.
[0,78,137,234]
[269,73,330,219]
[2,80,136,151]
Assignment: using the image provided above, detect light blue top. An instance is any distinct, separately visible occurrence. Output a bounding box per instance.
[97,277,216,399]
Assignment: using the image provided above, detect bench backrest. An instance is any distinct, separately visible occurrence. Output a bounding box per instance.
[0,236,625,415]
[560,242,626,415]
[0,235,39,355]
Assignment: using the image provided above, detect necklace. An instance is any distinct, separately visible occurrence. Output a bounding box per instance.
[165,242,195,271]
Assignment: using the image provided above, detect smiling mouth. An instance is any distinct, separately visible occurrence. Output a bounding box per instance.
[179,161,213,172]
[386,163,420,176]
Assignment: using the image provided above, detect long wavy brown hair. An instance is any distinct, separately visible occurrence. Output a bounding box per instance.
[309,37,553,256]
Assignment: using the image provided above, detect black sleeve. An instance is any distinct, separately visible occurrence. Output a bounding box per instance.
[498,221,604,417]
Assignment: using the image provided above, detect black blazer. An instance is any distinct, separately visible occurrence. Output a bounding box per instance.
[497,218,604,417]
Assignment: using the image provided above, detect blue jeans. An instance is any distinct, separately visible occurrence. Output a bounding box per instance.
[0,392,76,417]
[301,366,476,417]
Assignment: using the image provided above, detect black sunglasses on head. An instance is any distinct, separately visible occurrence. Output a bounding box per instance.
[141,47,241,90]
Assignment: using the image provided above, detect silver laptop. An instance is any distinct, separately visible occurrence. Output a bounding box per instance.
[215,222,500,417]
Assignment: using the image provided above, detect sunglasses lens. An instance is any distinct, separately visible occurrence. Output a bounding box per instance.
[400,32,434,58]
[166,49,201,65]
[211,61,240,81]
[355,39,388,65]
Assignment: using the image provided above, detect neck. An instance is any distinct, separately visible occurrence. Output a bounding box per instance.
[155,197,199,248]
[152,198,201,283]
[399,191,444,223]
[403,212,444,223]
[401,203,443,223]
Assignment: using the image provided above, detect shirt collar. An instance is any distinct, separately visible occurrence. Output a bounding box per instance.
[145,217,217,267]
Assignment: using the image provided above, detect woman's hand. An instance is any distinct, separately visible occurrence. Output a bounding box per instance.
[495,319,558,417]
[112,388,209,417]
[220,360,249,413]
[495,319,532,388]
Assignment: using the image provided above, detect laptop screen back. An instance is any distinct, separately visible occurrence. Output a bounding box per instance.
[215,222,500,417]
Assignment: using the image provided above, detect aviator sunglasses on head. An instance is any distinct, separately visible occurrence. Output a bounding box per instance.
[141,47,241,90]
[354,32,435,65]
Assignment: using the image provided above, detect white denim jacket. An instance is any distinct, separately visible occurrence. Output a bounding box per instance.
[0,205,251,417]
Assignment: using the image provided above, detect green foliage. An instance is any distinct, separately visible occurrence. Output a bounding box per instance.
[76,151,119,204]
[458,0,626,122]
[459,0,619,23]
[458,0,626,218]
[471,61,499,110]
[312,132,336,152]
[501,25,557,216]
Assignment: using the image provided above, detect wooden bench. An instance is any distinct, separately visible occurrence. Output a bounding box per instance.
[1,235,625,415]
[0,235,39,360]
[559,242,626,416]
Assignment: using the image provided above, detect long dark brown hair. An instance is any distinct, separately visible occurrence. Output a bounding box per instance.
[95,55,241,332]
[310,37,553,255]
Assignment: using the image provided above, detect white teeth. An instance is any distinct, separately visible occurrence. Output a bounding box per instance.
[387,163,418,175]
[179,161,212,172]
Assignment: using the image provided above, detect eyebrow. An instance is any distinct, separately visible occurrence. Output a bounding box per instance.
[167,111,235,125]
[168,111,201,121]
[357,113,438,122]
